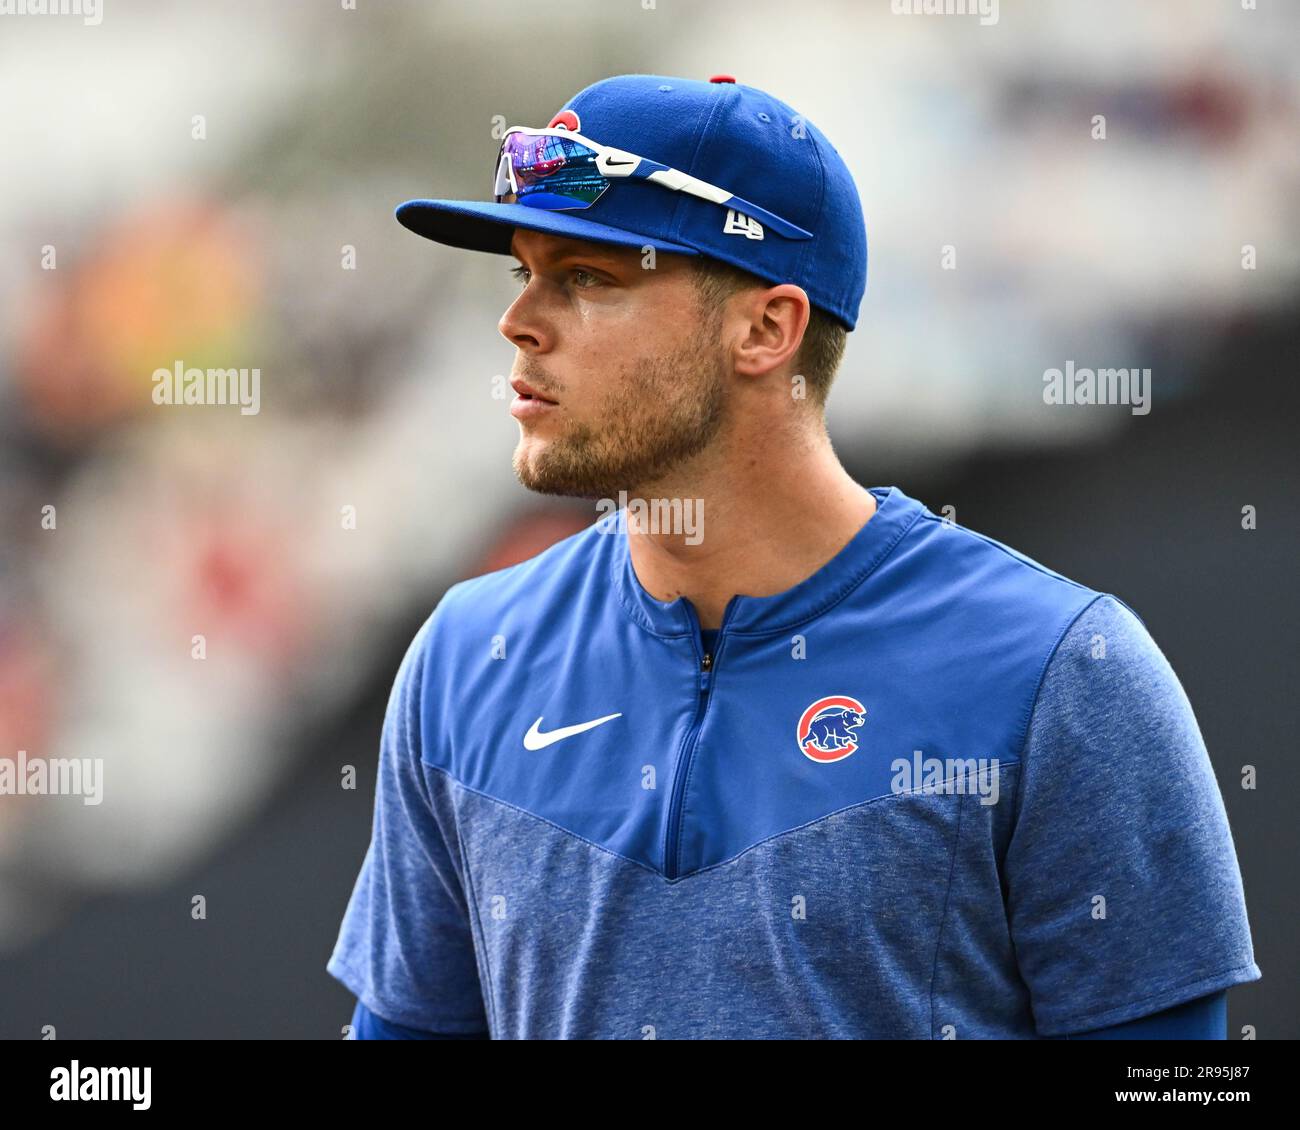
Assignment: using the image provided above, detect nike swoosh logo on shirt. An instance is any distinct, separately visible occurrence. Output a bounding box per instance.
[523,713,623,750]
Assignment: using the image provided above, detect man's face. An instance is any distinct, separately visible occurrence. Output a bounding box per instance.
[499,228,729,500]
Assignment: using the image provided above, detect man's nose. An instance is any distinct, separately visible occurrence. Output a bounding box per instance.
[498,283,553,352]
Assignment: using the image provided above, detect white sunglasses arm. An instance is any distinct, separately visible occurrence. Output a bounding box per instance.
[643,167,732,206]
[593,147,732,206]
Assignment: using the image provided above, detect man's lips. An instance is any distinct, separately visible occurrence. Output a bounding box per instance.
[509,376,560,423]
[509,378,558,404]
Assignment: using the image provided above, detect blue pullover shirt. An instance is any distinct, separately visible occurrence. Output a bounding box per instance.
[327,485,1260,1038]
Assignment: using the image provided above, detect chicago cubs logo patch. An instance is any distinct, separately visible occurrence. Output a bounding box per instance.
[797,695,868,763]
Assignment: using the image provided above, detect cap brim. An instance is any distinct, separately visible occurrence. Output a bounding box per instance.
[395,199,700,257]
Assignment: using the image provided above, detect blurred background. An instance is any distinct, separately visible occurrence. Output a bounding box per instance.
[0,0,1295,1038]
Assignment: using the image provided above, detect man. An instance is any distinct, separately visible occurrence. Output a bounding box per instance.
[327,74,1260,1039]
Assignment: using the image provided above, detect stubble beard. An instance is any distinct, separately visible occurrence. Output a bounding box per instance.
[511,326,728,501]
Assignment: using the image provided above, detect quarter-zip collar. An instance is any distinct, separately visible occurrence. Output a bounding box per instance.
[612,485,926,638]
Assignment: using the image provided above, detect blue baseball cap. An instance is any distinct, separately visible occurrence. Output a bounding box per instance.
[395,73,868,331]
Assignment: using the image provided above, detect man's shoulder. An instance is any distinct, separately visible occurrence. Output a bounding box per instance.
[868,502,1166,717]
[1032,590,1182,724]
[931,510,1100,596]
[925,521,1189,771]
[891,504,1122,629]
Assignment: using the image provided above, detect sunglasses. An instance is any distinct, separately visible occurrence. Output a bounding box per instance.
[492,125,813,241]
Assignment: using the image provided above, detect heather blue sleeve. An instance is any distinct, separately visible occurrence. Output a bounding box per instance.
[1056,990,1227,1040]
[326,610,490,1034]
[349,999,489,1040]
[1002,595,1261,1038]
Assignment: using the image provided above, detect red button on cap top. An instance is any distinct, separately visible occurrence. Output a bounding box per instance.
[708,74,736,84]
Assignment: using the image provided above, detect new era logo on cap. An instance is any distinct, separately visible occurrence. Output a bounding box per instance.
[723,210,764,240]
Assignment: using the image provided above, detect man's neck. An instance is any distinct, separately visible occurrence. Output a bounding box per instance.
[623,432,878,631]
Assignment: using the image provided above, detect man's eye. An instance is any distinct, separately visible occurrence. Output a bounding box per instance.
[509,265,602,288]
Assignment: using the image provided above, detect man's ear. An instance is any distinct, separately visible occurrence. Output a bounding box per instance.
[732,284,810,379]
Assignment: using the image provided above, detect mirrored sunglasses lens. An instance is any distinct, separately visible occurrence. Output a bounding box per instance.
[496,133,608,209]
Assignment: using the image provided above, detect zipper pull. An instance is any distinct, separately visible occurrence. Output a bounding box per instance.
[700,652,713,672]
